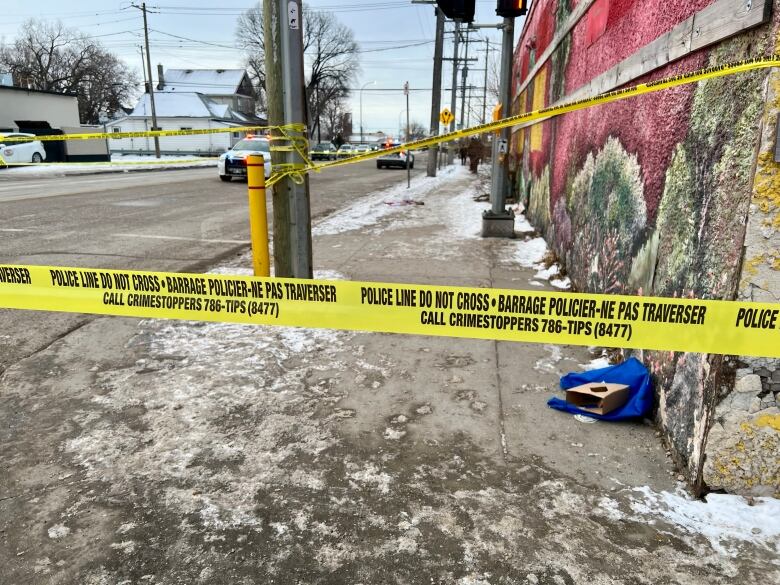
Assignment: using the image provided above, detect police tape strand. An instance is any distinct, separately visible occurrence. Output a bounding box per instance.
[1,55,777,170]
[0,265,778,358]
[2,55,778,185]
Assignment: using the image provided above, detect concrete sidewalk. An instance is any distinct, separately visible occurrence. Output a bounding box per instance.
[1,165,778,584]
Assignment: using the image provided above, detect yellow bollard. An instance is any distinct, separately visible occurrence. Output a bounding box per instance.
[246,154,271,277]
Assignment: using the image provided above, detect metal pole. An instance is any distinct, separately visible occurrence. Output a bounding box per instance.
[459,29,469,130]
[247,154,270,276]
[482,37,489,124]
[427,7,444,178]
[279,0,312,278]
[316,83,321,143]
[491,17,514,215]
[140,3,160,158]
[406,88,411,189]
[448,22,460,164]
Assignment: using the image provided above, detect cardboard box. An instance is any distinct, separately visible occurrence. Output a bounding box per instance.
[565,382,629,415]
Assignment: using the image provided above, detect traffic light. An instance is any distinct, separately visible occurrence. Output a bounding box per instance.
[435,1,476,23]
[496,0,528,18]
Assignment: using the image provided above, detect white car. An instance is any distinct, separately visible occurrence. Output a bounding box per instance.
[218,136,272,182]
[0,133,47,164]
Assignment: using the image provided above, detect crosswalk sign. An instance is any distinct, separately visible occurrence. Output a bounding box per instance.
[439,108,454,125]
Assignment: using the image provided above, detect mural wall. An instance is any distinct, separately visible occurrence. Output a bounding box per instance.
[512,0,780,494]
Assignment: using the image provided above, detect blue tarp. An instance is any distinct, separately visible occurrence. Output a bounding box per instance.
[547,357,653,421]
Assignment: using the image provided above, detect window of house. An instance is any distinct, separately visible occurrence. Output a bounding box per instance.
[180,126,193,131]
[112,127,121,133]
[232,132,240,139]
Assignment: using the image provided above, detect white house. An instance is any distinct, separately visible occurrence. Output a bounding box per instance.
[106,67,265,156]
[157,67,256,116]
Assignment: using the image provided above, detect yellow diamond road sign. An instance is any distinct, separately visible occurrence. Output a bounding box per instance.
[439,108,454,125]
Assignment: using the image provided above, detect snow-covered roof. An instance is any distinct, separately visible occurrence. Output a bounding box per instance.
[129,92,231,119]
[161,69,248,95]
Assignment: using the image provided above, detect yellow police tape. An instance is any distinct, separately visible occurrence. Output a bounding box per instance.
[2,55,777,186]
[1,265,778,358]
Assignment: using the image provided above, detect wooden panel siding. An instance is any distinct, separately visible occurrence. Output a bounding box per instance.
[515,0,598,99]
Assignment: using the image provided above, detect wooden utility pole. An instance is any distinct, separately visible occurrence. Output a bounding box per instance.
[426,7,445,178]
[133,3,160,158]
[263,0,293,276]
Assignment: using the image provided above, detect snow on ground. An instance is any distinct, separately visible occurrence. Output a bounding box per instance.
[581,355,611,371]
[627,487,780,557]
[313,164,469,236]
[1,154,213,175]
[509,237,548,268]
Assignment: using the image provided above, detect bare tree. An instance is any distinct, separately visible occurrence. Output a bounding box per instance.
[236,2,359,133]
[321,97,349,143]
[406,120,427,141]
[0,19,138,124]
[236,8,267,113]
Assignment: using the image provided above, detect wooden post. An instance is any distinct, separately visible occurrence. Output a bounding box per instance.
[263,0,293,277]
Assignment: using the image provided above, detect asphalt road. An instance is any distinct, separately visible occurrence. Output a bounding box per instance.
[0,156,428,371]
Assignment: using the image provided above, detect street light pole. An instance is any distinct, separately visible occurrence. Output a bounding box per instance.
[359,80,375,144]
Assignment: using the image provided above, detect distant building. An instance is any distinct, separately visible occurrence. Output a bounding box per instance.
[346,131,386,146]
[106,67,266,156]
[0,85,80,131]
[0,85,108,162]
[157,67,257,116]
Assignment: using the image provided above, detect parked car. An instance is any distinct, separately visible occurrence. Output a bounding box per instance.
[217,136,271,182]
[336,144,356,159]
[377,150,414,169]
[0,133,47,164]
[355,144,371,155]
[310,142,337,161]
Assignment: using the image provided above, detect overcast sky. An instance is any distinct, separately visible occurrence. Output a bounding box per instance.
[2,1,524,137]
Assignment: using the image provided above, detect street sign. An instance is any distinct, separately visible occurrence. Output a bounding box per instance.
[498,139,508,154]
[288,0,299,29]
[403,81,409,96]
[439,108,454,125]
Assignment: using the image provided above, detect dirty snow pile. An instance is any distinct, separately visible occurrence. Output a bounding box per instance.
[3,154,213,175]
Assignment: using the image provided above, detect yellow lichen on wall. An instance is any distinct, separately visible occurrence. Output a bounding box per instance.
[752,151,780,219]
[704,408,780,497]
[530,68,547,152]
[755,413,780,431]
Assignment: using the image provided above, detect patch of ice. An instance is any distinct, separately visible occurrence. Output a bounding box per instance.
[47,524,70,539]
[534,264,560,280]
[629,487,780,556]
[581,357,610,371]
[383,427,407,440]
[550,277,571,290]
[514,213,534,232]
[534,344,563,373]
[510,237,548,268]
[110,541,136,554]
[350,463,392,494]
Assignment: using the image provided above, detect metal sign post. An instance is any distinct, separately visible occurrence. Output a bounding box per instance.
[279,0,313,277]
[482,16,516,238]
